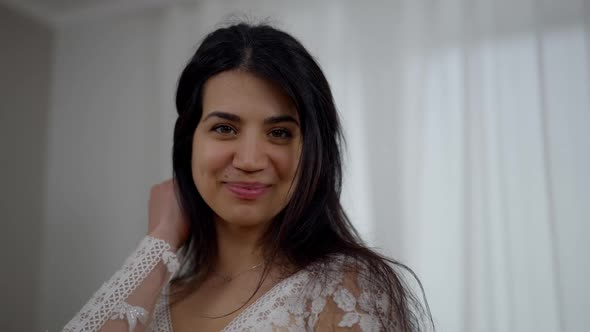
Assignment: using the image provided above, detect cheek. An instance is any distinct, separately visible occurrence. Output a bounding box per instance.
[272,145,301,181]
[268,148,301,210]
[191,138,231,185]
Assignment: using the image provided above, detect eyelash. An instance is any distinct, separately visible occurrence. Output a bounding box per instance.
[211,125,293,139]
[213,125,236,135]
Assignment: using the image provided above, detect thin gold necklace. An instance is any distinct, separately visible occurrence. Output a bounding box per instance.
[211,261,264,283]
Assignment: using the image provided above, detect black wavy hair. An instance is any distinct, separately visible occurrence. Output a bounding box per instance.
[171,22,433,331]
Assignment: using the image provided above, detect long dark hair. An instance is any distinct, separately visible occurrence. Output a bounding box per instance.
[172,22,433,331]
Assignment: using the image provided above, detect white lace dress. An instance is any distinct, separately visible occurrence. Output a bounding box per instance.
[63,236,393,332]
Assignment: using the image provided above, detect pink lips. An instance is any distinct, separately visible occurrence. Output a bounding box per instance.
[224,182,271,200]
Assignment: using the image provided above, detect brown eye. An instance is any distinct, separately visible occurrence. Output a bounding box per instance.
[269,128,292,139]
[213,125,236,135]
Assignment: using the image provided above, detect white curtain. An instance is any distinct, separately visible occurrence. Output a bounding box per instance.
[391,1,590,331]
[38,0,589,331]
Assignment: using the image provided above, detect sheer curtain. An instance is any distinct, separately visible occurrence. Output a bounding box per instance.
[152,0,590,331]
[391,1,590,331]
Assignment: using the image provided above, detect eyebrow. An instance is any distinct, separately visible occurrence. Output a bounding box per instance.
[203,111,300,126]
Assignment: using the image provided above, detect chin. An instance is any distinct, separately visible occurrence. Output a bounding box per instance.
[216,209,272,228]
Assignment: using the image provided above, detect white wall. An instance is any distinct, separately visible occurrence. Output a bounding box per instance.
[38,8,167,331]
[0,4,52,331]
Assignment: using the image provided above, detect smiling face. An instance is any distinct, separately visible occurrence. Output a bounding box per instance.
[192,70,302,229]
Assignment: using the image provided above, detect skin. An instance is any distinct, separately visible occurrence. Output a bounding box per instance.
[192,70,301,226]
[167,69,303,331]
[190,69,301,272]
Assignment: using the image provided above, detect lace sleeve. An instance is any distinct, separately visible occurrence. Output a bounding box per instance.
[63,236,179,332]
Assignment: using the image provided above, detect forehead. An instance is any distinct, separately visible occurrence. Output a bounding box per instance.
[201,70,298,119]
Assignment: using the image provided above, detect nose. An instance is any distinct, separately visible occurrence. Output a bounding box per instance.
[232,134,268,172]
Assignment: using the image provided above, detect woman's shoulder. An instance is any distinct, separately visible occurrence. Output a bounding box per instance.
[302,253,433,331]
[283,253,396,330]
[305,252,386,279]
[301,253,391,296]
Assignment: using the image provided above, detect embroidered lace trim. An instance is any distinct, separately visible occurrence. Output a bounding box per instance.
[110,301,148,332]
[149,285,173,332]
[63,236,177,332]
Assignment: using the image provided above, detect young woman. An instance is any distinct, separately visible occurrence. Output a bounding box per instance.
[64,22,433,332]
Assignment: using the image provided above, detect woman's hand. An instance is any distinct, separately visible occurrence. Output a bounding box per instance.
[148,178,190,250]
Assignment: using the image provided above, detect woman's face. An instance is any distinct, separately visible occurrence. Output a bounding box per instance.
[192,70,302,228]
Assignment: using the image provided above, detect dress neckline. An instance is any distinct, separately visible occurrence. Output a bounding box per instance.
[165,267,309,332]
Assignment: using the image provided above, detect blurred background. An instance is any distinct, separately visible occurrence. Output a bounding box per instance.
[1,0,588,331]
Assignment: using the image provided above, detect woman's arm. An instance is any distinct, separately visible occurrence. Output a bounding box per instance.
[63,179,190,332]
[63,231,179,332]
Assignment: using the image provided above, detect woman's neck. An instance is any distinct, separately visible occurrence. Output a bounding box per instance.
[213,216,266,277]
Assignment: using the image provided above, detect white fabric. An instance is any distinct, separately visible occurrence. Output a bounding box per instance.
[379,2,590,332]
[64,236,179,332]
[65,237,395,332]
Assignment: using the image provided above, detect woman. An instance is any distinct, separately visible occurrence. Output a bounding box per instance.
[64,22,432,332]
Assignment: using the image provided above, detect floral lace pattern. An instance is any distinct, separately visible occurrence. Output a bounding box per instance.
[151,256,391,332]
[110,302,148,332]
